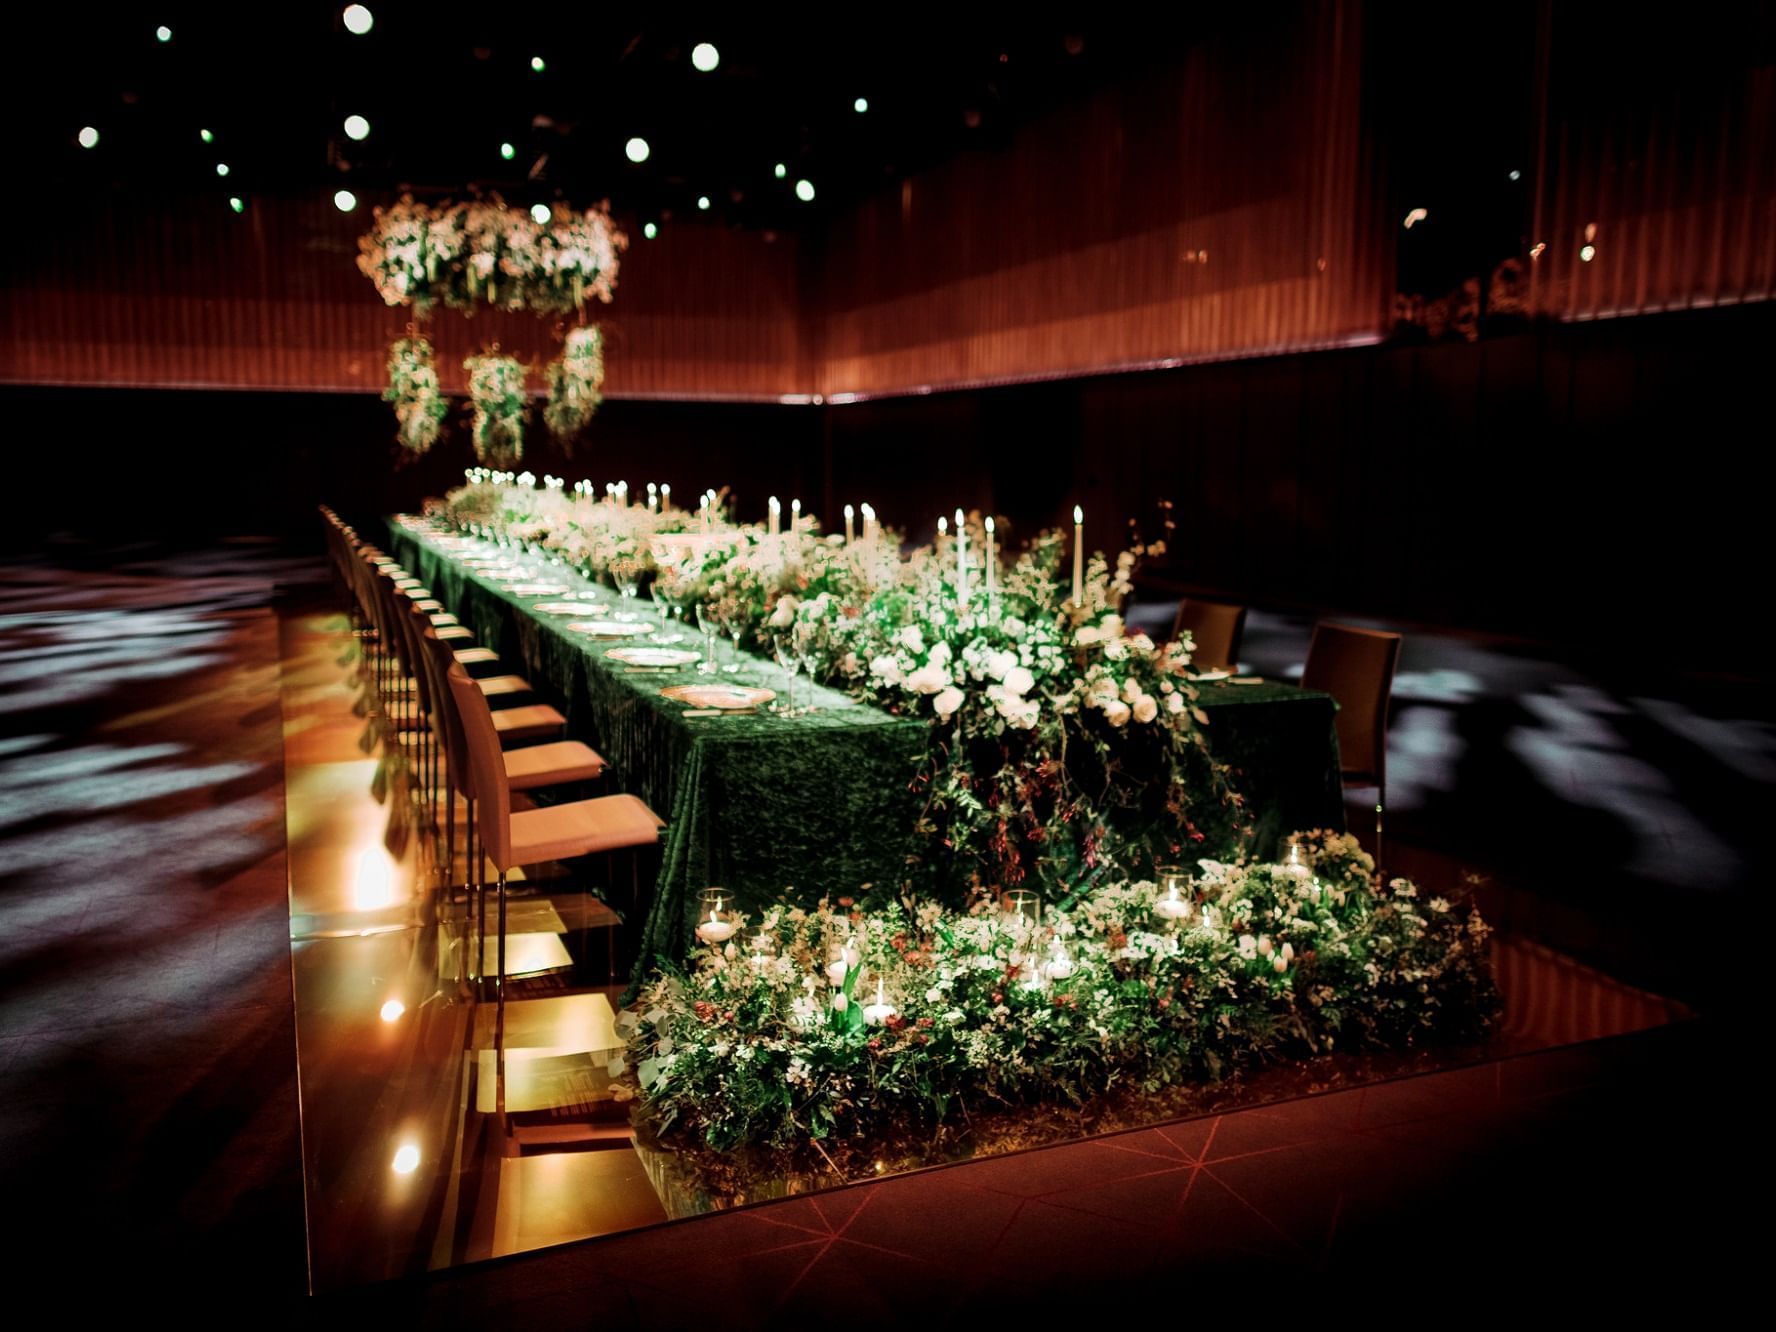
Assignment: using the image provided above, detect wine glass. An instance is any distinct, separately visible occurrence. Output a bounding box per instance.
[723,614,747,674]
[793,622,822,715]
[647,580,682,643]
[694,603,720,675]
[773,632,802,714]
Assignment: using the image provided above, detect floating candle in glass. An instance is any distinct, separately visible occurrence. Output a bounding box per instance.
[862,978,897,1025]
[695,889,736,944]
[1154,864,1191,920]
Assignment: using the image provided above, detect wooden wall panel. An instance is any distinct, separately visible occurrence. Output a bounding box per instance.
[813,2,1391,397]
[0,194,807,399]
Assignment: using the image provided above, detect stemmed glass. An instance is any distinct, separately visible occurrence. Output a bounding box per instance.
[611,556,642,619]
[724,613,747,674]
[793,621,822,715]
[647,580,682,643]
[694,603,720,675]
[773,632,803,715]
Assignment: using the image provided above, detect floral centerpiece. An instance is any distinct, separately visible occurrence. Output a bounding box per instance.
[626,833,1498,1151]
[382,336,448,455]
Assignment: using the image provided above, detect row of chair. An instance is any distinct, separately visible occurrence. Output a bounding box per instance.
[319,508,664,996]
[1171,596,1400,864]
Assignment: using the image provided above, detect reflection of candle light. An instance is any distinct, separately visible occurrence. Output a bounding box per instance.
[1045,944,1074,980]
[768,496,780,536]
[955,508,968,609]
[661,483,670,512]
[844,503,855,543]
[791,498,801,530]
[937,515,947,539]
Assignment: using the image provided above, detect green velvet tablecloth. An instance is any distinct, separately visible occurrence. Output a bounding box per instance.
[386,522,929,975]
[386,521,1346,972]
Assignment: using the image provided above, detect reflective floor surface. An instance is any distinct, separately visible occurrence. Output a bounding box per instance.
[281,601,1691,1294]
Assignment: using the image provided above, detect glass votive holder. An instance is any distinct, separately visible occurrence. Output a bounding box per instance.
[695,887,737,945]
[1281,836,1311,879]
[1002,888,1042,937]
[1154,864,1192,921]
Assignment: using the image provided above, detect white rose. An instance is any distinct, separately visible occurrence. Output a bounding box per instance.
[933,685,965,719]
[1002,665,1035,697]
[897,625,925,653]
[1074,626,1101,647]
[925,986,943,1003]
[1166,691,1185,714]
[928,641,952,667]
[1238,933,1258,958]
[767,595,799,627]
[1123,678,1145,703]
[1009,698,1041,729]
[1103,698,1131,727]
[1100,614,1124,638]
[1129,633,1154,654]
[985,649,1017,681]
[1104,638,1129,661]
[1133,695,1159,724]
[870,655,904,687]
[907,662,950,695]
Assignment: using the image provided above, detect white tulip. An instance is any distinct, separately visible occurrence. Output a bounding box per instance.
[826,959,848,987]
[1272,954,1289,974]
[842,938,861,968]
[831,991,849,1012]
[1133,695,1159,724]
[933,685,966,720]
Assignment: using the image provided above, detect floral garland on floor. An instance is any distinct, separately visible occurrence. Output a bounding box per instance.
[462,355,528,464]
[382,337,448,455]
[441,479,1244,897]
[357,196,626,316]
[543,325,605,445]
[625,834,1498,1151]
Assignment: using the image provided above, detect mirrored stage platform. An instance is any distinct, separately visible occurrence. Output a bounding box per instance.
[280,606,1690,1294]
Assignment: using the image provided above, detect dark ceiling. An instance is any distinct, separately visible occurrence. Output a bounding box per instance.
[17,5,1232,232]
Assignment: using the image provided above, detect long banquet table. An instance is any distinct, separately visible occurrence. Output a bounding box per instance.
[386,520,1347,973]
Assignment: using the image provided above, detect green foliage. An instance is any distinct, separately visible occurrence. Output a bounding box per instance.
[462,353,528,465]
[543,325,605,445]
[381,337,448,455]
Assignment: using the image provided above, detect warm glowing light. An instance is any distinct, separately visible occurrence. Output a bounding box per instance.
[215,162,230,177]
[200,127,214,144]
[334,189,358,213]
[530,203,551,224]
[625,136,650,163]
[499,141,515,161]
[77,126,99,149]
[1508,169,1521,181]
[342,5,374,36]
[343,114,370,141]
[854,97,869,113]
[1529,241,1546,260]
[773,162,786,179]
[1584,221,1598,242]
[696,195,710,210]
[530,55,545,73]
[643,221,658,239]
[156,25,172,42]
[391,1143,420,1174]
[1073,504,1084,524]
[379,999,405,1023]
[794,178,815,202]
[1403,207,1428,229]
[1579,244,1596,263]
[691,42,719,72]
[351,844,393,905]
[228,196,243,213]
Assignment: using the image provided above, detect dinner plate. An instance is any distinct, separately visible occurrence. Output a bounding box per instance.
[660,684,775,710]
[502,582,570,595]
[607,647,701,668]
[1188,669,1233,683]
[565,620,655,637]
[532,600,609,615]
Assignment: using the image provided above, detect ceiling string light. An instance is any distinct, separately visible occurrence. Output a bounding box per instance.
[530,203,551,224]
[499,141,515,161]
[342,5,374,36]
[625,136,651,163]
[334,189,358,212]
[343,114,370,141]
[795,178,816,203]
[155,25,172,43]
[77,126,100,149]
[691,42,720,73]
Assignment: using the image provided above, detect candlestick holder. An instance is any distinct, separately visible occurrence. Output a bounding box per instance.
[695,888,737,946]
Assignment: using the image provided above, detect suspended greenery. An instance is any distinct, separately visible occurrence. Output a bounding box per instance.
[381,337,448,456]
[463,353,528,465]
[543,325,606,446]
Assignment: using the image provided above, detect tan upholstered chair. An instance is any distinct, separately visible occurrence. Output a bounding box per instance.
[1171,599,1248,673]
[446,663,662,994]
[1300,621,1402,865]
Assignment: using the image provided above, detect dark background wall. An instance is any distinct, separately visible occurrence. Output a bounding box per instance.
[12,298,1768,673]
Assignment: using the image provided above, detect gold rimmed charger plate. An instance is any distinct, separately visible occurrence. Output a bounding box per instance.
[660,683,775,710]
[565,620,655,638]
[607,647,701,668]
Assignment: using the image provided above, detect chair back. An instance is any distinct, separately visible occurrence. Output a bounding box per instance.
[1300,622,1401,785]
[415,617,468,777]
[1171,599,1247,672]
[446,662,514,871]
